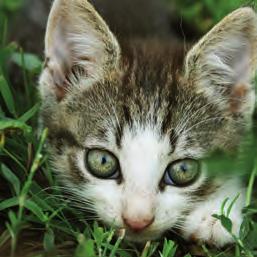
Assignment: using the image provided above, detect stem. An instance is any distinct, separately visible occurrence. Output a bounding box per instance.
[3,148,26,172]
[10,129,48,254]
[20,48,31,108]
[1,16,7,47]
[246,158,257,207]
[201,245,213,257]
[0,132,5,147]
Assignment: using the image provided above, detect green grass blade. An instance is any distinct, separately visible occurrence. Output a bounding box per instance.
[24,199,48,222]
[18,103,40,123]
[11,52,42,73]
[0,117,32,134]
[1,164,21,195]
[0,229,11,248]
[246,158,257,207]
[43,228,55,252]
[0,197,19,211]
[226,194,240,217]
[0,75,16,117]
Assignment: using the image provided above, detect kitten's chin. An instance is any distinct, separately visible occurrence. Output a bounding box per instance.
[124,230,163,243]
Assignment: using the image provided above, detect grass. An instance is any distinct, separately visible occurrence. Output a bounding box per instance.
[1,1,257,257]
[171,0,257,35]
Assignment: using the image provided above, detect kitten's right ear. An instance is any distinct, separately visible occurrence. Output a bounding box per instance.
[184,8,257,116]
[40,0,120,101]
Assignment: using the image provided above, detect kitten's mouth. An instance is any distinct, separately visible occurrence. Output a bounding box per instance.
[118,228,162,243]
[125,231,161,242]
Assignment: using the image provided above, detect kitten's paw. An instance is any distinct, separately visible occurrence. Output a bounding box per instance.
[182,210,242,247]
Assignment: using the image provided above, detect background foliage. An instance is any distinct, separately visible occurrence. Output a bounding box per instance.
[0,0,257,256]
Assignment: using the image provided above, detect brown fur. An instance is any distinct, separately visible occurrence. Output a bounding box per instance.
[39,0,257,248]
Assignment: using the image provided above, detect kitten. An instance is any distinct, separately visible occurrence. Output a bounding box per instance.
[39,0,257,247]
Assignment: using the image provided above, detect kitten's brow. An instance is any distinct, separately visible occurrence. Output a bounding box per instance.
[49,129,84,149]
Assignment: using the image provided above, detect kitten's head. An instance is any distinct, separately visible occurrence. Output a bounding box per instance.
[39,0,257,242]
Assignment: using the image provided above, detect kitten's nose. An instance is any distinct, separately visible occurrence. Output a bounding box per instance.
[123,216,155,232]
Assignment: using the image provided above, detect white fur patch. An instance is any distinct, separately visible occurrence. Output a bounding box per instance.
[72,124,245,245]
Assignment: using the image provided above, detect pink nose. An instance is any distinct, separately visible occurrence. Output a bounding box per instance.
[123,216,155,232]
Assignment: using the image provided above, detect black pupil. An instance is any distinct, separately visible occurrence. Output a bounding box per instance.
[180,163,188,172]
[101,156,107,165]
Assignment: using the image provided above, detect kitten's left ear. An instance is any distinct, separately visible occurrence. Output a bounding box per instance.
[185,8,257,114]
[40,0,120,101]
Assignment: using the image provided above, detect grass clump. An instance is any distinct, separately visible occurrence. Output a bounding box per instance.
[0,32,185,257]
[1,2,257,257]
[170,0,257,35]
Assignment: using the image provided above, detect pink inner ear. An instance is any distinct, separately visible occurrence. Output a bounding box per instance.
[55,83,69,102]
[45,53,71,101]
[229,83,248,113]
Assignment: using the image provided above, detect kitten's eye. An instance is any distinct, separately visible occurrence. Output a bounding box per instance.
[164,159,200,186]
[86,149,119,179]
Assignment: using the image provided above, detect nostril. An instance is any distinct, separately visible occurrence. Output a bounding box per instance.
[123,216,155,233]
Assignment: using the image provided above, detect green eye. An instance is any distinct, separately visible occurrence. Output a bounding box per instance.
[164,159,200,186]
[86,149,119,179]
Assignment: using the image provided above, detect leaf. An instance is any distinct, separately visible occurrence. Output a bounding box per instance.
[18,103,40,123]
[220,197,229,216]
[220,215,233,233]
[0,105,5,118]
[0,75,16,116]
[93,223,105,248]
[75,239,95,257]
[43,228,55,252]
[160,239,177,257]
[0,229,11,248]
[11,52,42,72]
[8,210,18,226]
[240,217,252,240]
[0,42,18,64]
[1,164,20,195]
[0,197,19,211]
[0,117,32,134]
[2,0,23,11]
[24,199,47,222]
[227,194,240,217]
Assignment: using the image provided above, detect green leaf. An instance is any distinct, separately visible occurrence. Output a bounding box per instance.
[160,239,177,257]
[220,215,233,233]
[2,0,23,11]
[24,199,48,222]
[0,105,5,117]
[0,75,16,116]
[0,197,19,211]
[43,228,55,252]
[227,193,240,217]
[1,164,20,195]
[8,210,18,226]
[0,229,11,248]
[0,117,32,134]
[0,43,18,66]
[220,197,229,215]
[18,103,40,123]
[75,238,95,257]
[11,52,42,72]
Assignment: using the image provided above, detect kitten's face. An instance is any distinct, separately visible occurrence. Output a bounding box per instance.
[40,0,257,242]
[44,68,221,241]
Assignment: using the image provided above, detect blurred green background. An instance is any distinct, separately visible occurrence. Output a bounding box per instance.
[1,0,257,54]
[1,1,257,257]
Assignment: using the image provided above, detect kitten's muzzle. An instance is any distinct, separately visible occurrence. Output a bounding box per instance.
[122,215,155,233]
